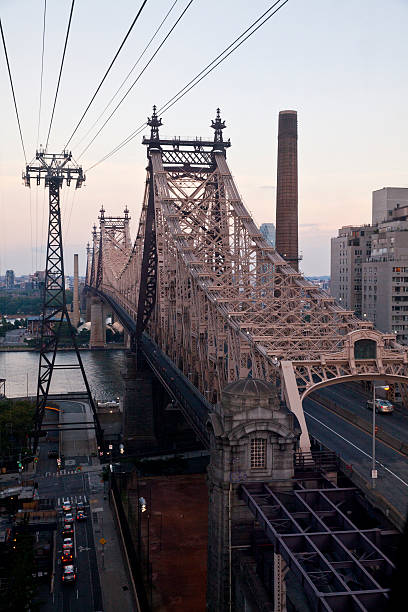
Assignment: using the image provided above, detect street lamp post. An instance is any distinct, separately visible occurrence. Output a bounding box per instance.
[371,383,389,489]
[371,384,378,488]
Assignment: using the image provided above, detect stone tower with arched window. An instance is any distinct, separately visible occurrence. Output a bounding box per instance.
[206,378,301,611]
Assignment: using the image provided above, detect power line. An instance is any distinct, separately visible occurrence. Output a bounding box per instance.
[45,0,75,151]
[86,0,289,172]
[64,0,148,150]
[73,0,179,151]
[0,17,27,163]
[36,0,47,150]
[77,0,195,159]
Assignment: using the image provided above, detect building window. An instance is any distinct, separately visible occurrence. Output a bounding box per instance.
[250,438,267,469]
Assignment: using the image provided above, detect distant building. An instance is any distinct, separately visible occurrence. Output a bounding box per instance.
[331,188,408,344]
[5,270,14,289]
[372,187,408,225]
[260,223,276,247]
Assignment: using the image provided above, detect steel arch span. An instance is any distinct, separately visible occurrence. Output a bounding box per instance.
[86,109,408,451]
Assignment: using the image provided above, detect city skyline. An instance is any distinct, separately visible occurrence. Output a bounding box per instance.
[1,0,407,277]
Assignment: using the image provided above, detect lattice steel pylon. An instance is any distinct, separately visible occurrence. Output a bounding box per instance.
[23,150,103,453]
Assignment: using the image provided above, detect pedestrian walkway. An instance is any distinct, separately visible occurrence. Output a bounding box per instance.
[87,471,134,612]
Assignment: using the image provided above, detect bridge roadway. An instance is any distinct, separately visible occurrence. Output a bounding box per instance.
[305,391,408,520]
[90,288,212,446]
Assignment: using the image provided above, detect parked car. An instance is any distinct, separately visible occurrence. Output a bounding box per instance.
[62,565,76,583]
[366,399,394,414]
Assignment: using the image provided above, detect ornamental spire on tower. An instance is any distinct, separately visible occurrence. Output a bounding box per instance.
[147,105,162,141]
[211,108,226,144]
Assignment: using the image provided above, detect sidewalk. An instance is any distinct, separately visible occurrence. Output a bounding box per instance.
[88,470,134,612]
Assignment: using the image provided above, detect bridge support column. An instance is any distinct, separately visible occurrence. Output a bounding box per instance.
[206,379,300,612]
[85,296,92,323]
[90,298,105,348]
[274,553,288,612]
[122,351,156,451]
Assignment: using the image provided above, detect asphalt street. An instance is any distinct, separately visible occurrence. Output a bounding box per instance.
[316,383,408,443]
[304,395,408,517]
[35,403,103,612]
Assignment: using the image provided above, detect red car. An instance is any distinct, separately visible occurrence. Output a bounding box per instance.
[61,551,73,564]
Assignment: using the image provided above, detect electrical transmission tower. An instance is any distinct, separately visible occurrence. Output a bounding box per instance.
[23,150,103,453]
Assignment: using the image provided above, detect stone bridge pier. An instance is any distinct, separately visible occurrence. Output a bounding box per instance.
[206,379,301,612]
[90,297,106,349]
[122,351,157,452]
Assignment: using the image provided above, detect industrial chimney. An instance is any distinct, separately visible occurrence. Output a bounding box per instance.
[275,110,299,271]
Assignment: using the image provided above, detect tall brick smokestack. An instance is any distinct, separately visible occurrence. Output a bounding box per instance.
[275,110,299,270]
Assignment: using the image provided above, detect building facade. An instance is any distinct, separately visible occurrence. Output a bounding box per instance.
[331,188,408,343]
[330,225,374,316]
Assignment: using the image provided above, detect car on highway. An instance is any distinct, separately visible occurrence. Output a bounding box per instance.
[62,537,73,551]
[62,564,76,584]
[366,398,394,414]
[64,513,74,523]
[48,449,58,458]
[76,510,86,521]
[62,524,74,536]
[62,499,72,512]
[61,551,73,564]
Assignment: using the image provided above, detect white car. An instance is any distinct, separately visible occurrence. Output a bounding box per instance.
[366,399,394,414]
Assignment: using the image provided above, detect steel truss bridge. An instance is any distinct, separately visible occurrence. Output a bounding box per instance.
[85,108,408,451]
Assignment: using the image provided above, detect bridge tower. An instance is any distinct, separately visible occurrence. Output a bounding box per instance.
[207,379,300,611]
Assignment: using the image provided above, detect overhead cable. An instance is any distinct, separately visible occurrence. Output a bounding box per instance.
[0,18,27,163]
[77,0,194,159]
[64,0,148,149]
[86,0,289,172]
[36,0,47,150]
[45,0,75,150]
[74,0,179,151]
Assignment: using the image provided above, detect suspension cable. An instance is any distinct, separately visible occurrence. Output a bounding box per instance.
[36,0,47,150]
[0,18,27,163]
[64,0,148,150]
[77,0,195,159]
[74,0,179,151]
[86,0,289,172]
[45,0,75,151]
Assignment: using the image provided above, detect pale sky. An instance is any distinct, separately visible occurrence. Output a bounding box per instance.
[1,0,407,276]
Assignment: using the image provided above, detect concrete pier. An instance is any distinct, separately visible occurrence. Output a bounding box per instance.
[90,298,105,348]
[122,351,156,451]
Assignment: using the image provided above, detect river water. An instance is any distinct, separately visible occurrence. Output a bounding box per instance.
[0,350,125,400]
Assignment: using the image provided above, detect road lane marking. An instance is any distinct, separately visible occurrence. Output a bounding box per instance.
[304,409,408,488]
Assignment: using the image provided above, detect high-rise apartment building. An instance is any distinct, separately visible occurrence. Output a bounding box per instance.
[372,187,408,225]
[331,188,408,343]
[330,225,374,316]
[260,223,276,247]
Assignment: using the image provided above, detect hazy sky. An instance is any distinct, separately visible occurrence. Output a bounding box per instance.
[1,0,407,276]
